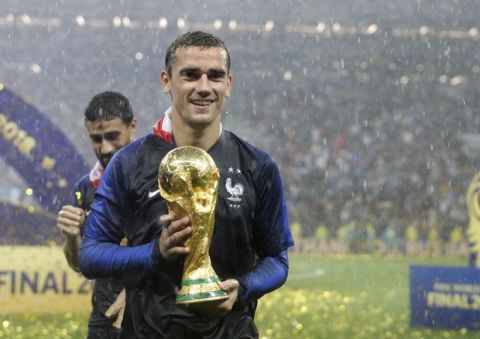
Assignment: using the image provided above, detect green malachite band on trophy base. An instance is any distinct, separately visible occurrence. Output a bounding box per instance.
[176,290,229,303]
[181,276,221,286]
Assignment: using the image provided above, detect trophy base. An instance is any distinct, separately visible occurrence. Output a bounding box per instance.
[176,276,229,304]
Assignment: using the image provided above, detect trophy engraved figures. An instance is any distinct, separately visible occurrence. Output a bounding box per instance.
[158,146,229,304]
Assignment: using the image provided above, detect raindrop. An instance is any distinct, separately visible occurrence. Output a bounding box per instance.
[283,71,293,81]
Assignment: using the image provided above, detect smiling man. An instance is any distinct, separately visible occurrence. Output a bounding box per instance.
[79,31,294,339]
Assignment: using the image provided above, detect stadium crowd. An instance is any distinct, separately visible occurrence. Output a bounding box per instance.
[1,0,480,253]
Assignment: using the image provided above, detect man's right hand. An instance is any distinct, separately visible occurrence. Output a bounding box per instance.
[158,214,192,261]
[57,205,86,238]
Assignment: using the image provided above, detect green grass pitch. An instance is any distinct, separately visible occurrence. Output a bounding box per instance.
[1,254,478,338]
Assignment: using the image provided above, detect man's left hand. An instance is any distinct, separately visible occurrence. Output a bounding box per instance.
[188,279,239,316]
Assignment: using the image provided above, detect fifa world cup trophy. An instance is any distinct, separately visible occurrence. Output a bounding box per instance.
[158,146,229,304]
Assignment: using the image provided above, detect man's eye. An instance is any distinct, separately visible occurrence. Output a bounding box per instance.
[90,136,102,143]
[185,73,199,80]
[105,135,119,142]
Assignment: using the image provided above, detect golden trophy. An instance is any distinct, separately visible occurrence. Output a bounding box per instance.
[158,146,229,304]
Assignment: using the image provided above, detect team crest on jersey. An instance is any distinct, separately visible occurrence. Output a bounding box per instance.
[225,177,244,202]
[225,167,244,208]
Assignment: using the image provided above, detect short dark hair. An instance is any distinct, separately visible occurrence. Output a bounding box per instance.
[84,91,134,124]
[165,31,231,76]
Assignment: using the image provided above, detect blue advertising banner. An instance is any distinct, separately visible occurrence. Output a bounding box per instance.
[0,84,89,213]
[410,265,480,330]
[0,201,61,245]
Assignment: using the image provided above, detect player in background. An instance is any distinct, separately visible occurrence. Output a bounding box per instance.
[57,91,136,338]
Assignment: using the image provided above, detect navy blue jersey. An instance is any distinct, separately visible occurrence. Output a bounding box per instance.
[80,130,293,338]
[74,175,124,329]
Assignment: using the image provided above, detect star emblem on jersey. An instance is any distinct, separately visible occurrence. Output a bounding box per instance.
[226,177,243,202]
[228,167,242,175]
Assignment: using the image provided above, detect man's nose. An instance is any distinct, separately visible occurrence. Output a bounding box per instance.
[196,74,212,94]
[100,140,114,155]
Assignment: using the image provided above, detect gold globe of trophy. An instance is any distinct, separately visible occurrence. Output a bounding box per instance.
[158,146,229,305]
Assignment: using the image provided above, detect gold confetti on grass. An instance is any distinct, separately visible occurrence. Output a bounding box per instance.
[256,288,475,339]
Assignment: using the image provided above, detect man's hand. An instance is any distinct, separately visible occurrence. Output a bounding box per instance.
[105,289,126,329]
[216,279,240,315]
[188,279,240,316]
[159,214,192,261]
[57,205,85,238]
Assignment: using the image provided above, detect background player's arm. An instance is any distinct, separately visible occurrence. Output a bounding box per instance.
[57,205,86,272]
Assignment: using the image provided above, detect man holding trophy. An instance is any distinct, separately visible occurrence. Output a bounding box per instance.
[79,31,294,338]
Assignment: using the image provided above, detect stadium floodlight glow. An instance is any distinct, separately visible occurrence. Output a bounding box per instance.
[135,52,144,61]
[283,70,292,81]
[468,27,479,38]
[418,26,430,36]
[332,22,341,33]
[265,20,274,32]
[177,18,186,29]
[228,20,237,30]
[25,188,33,196]
[30,64,42,74]
[6,14,14,23]
[113,16,122,27]
[366,24,378,35]
[159,17,168,28]
[122,16,131,27]
[75,15,85,27]
[213,19,222,30]
[21,14,31,25]
[316,22,326,33]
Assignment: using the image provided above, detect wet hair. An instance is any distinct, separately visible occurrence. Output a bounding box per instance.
[165,31,231,76]
[84,91,134,124]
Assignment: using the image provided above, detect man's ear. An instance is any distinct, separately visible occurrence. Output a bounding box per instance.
[225,73,233,98]
[129,118,137,140]
[160,70,171,93]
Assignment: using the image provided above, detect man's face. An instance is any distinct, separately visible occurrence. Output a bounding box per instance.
[85,117,136,167]
[161,46,232,128]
